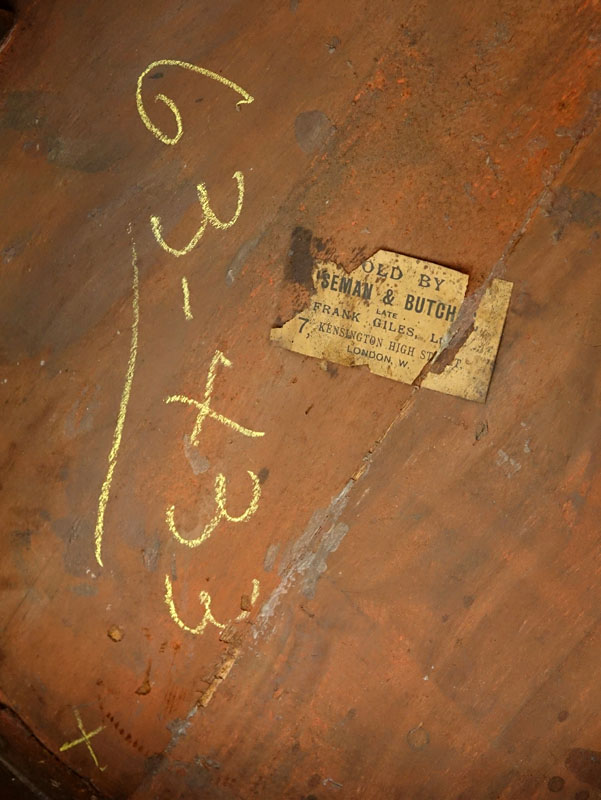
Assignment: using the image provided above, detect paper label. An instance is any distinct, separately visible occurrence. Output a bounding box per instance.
[270,250,512,402]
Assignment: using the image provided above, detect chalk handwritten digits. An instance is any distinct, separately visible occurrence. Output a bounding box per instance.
[136,61,252,256]
[164,574,260,635]
[134,63,263,641]
[164,574,226,634]
[166,470,261,548]
[164,350,263,546]
[136,59,254,146]
[165,349,264,445]
[150,170,245,257]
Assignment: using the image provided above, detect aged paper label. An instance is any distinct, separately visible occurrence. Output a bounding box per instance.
[270,250,512,402]
[422,278,512,402]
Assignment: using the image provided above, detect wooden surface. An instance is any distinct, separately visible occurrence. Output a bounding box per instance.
[1,1,601,798]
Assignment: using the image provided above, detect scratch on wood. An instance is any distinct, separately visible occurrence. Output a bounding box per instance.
[199,646,241,708]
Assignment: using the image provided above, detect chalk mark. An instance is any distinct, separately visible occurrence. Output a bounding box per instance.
[181,276,193,320]
[59,708,106,771]
[136,59,254,146]
[165,574,260,635]
[164,574,226,635]
[165,349,264,445]
[150,171,245,257]
[166,470,261,548]
[94,228,140,567]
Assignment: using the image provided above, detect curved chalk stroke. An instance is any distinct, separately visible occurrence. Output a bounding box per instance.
[94,228,140,567]
[165,575,260,634]
[166,470,262,548]
[151,211,208,259]
[136,59,254,146]
[196,171,245,231]
[164,574,226,634]
[150,171,245,257]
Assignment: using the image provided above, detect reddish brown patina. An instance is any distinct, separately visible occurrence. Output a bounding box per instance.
[1,1,601,798]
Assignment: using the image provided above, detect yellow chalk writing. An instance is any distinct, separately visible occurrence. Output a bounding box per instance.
[164,574,225,634]
[165,574,260,635]
[250,577,260,606]
[150,171,245,257]
[136,59,254,146]
[166,470,261,548]
[181,276,193,320]
[163,347,265,631]
[196,171,244,231]
[94,229,140,567]
[136,62,252,256]
[165,349,264,445]
[60,708,106,771]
